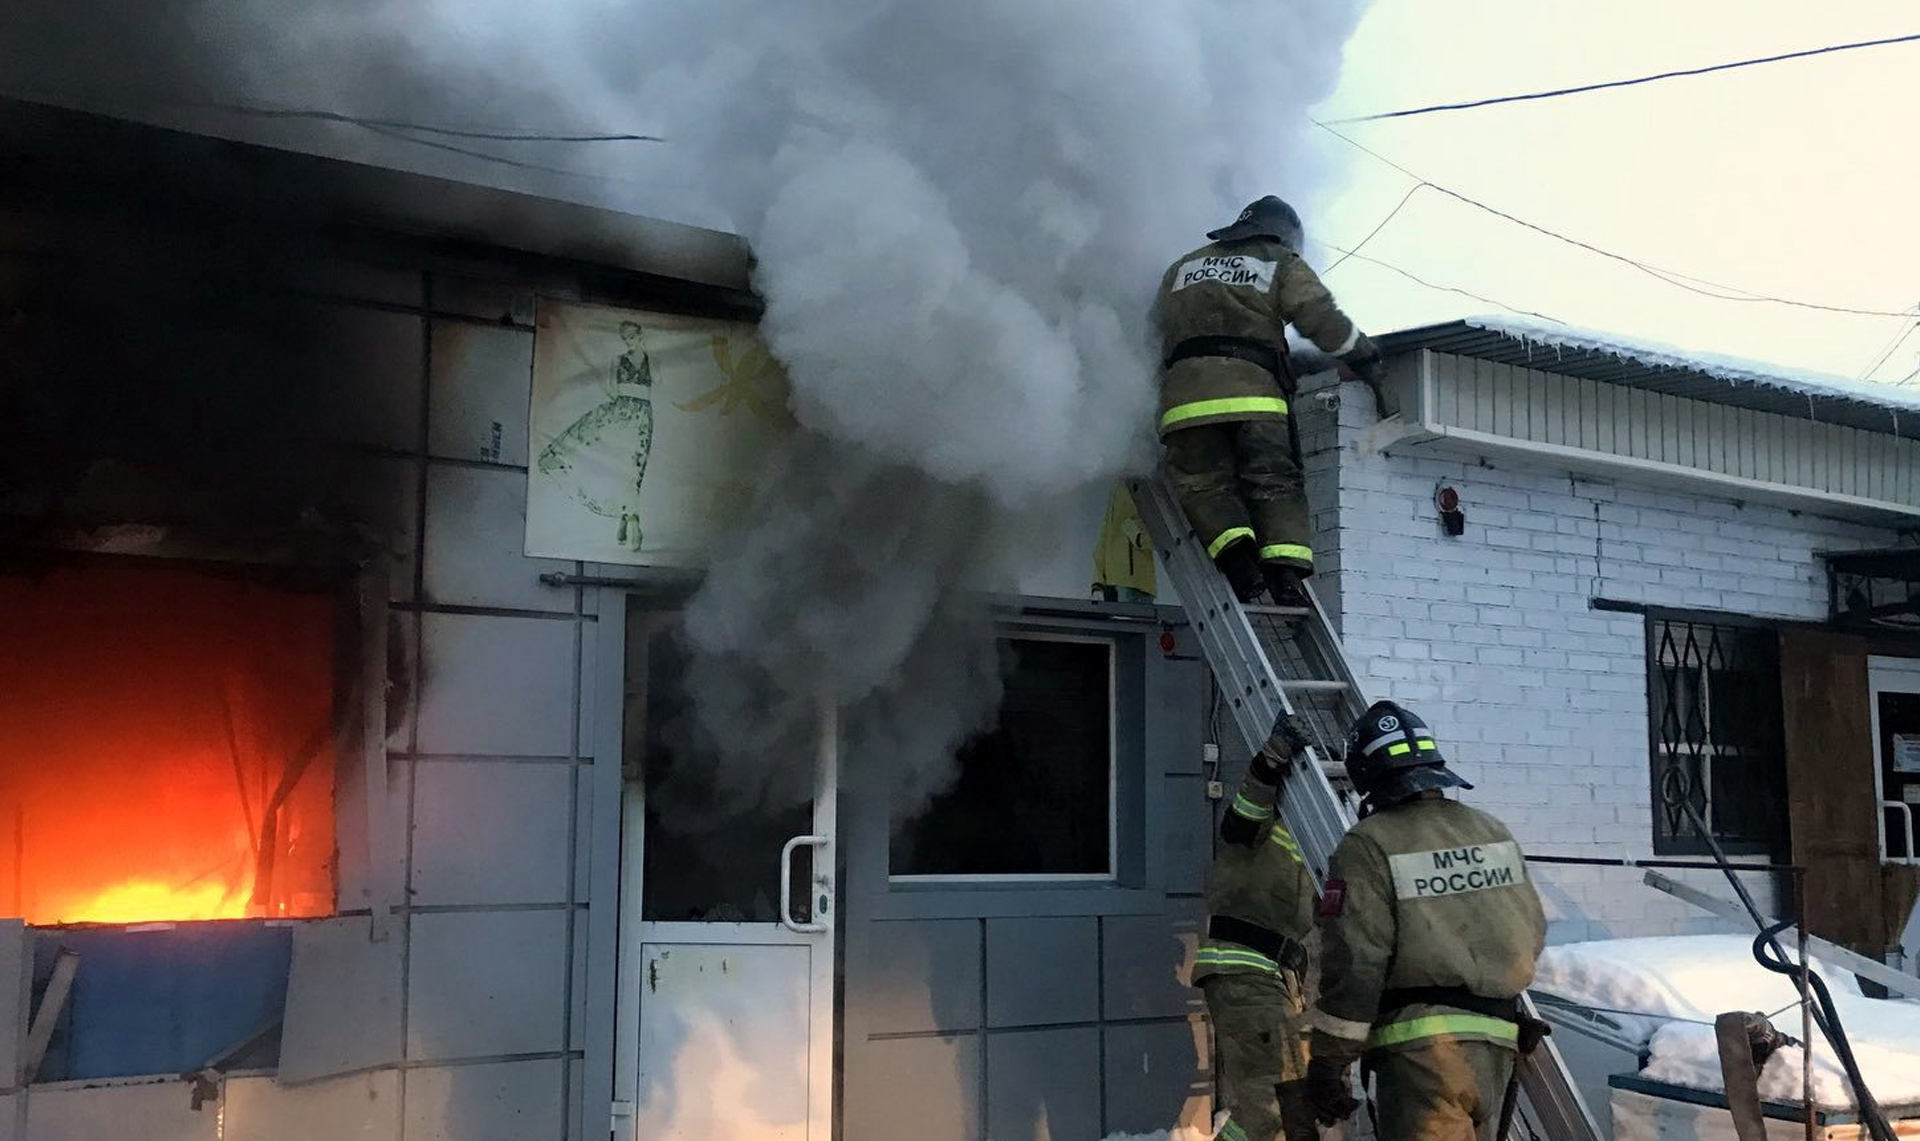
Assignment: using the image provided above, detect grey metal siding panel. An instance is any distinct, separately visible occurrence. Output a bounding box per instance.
[864,920,983,1035]
[1160,776,1210,896]
[1102,906,1204,1021]
[401,1059,565,1141]
[1472,356,1498,435]
[1103,1021,1210,1138]
[985,1028,1101,1141]
[1420,353,1917,511]
[406,910,568,1060]
[844,1036,981,1141]
[985,918,1099,1028]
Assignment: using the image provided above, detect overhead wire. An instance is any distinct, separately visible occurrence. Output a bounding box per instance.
[1324,30,1920,124]
[1314,120,1914,319]
[1857,310,1920,380]
[1322,181,1428,275]
[356,121,645,185]
[0,86,657,186]
[1314,239,1566,326]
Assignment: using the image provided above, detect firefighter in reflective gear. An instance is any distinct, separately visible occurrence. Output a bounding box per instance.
[1306,702,1550,1141]
[1091,483,1156,602]
[1152,195,1384,606]
[1194,712,1320,1141]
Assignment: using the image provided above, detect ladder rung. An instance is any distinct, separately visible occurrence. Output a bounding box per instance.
[1277,679,1353,693]
[1242,604,1310,619]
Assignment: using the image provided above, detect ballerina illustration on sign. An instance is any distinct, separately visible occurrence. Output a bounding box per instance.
[537,320,656,550]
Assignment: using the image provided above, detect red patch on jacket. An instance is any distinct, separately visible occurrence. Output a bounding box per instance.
[1318,879,1346,917]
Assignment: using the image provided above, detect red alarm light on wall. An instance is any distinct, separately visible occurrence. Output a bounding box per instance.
[1435,486,1466,537]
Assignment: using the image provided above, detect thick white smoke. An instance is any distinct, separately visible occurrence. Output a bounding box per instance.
[594,0,1367,499]
[2,0,1371,827]
[607,0,1371,824]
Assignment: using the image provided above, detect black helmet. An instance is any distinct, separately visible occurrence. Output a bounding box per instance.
[1344,701,1471,809]
[1208,195,1304,251]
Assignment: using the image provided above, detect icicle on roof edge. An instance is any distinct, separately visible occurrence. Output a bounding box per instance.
[1462,315,1920,416]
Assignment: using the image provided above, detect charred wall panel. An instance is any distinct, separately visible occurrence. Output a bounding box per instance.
[0,169,623,1136]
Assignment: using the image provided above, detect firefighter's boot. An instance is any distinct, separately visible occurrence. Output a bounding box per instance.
[1216,541,1268,605]
[1262,564,1308,608]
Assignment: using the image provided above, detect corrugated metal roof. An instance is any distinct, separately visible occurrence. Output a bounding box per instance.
[1377,320,1914,435]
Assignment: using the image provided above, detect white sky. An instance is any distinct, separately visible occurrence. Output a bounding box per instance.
[1302,0,1920,388]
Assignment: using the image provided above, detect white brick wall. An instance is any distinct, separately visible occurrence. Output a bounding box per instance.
[1304,382,1899,943]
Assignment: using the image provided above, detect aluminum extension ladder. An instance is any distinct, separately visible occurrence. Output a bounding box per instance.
[1128,473,1603,1141]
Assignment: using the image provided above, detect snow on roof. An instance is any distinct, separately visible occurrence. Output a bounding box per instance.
[1463,315,1920,416]
[1536,936,1920,1109]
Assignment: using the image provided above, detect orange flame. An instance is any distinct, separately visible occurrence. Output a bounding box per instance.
[1,564,338,927]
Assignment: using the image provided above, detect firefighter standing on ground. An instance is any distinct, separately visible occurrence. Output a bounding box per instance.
[1305,702,1550,1141]
[1152,195,1386,606]
[1193,712,1320,1141]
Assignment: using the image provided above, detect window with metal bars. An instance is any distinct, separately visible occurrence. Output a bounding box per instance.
[1647,615,1790,856]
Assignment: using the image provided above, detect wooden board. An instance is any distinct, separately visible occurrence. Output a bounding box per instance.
[1778,630,1887,953]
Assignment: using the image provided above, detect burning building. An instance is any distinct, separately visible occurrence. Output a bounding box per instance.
[0,96,1213,1141]
[6,88,1917,1141]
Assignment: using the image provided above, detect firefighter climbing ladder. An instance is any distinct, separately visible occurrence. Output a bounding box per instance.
[1128,473,1603,1141]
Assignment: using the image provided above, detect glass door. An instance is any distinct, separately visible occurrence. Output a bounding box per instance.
[612,607,836,1141]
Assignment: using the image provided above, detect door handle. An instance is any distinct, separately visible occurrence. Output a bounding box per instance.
[779,834,830,934]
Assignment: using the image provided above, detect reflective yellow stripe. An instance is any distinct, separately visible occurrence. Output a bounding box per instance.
[1366,1014,1519,1050]
[1231,793,1275,820]
[1159,396,1289,432]
[1196,947,1280,973]
[1269,828,1305,865]
[1385,738,1439,757]
[1258,543,1313,564]
[1206,526,1256,559]
[1219,1119,1250,1141]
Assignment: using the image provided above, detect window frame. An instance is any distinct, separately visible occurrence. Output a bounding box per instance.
[1644,608,1790,858]
[887,630,1120,885]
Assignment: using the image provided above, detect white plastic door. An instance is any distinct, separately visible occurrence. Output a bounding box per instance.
[612,613,836,1141]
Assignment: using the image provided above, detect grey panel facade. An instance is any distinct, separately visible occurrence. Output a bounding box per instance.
[863,920,983,1035]
[985,1028,1102,1141]
[840,620,1212,1141]
[1102,1020,1212,1137]
[985,918,1100,1028]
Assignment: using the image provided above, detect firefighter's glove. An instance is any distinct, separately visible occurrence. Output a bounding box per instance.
[1267,712,1313,761]
[1340,335,1393,417]
[1305,1058,1361,1126]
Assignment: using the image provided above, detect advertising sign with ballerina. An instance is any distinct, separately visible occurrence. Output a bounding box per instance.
[526,301,794,567]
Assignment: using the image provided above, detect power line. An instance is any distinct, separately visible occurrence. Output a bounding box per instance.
[1857,310,1920,380]
[1325,30,1920,124]
[1315,239,1566,326]
[1314,120,1915,319]
[1323,181,1427,275]
[357,122,645,185]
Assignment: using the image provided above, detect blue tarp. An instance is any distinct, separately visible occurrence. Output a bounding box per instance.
[32,921,290,1081]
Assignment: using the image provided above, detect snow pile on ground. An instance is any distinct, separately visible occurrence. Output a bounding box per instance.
[1536,936,1920,1109]
[1463,315,1920,415]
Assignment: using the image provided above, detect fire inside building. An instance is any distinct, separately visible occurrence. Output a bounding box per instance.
[3,97,1919,1141]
